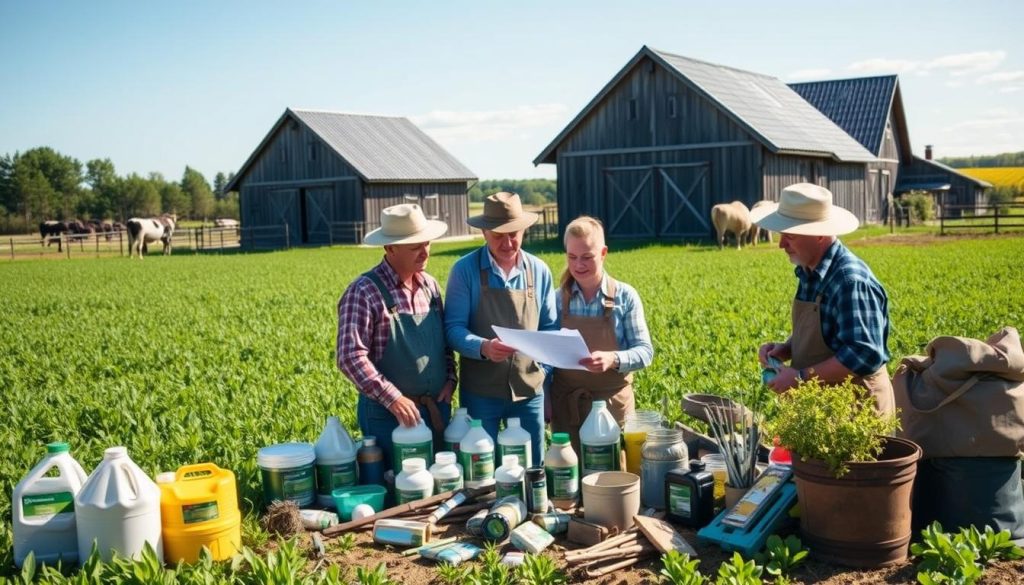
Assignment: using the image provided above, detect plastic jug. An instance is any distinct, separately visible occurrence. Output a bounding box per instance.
[579,400,622,476]
[76,446,163,563]
[544,433,579,508]
[495,455,526,500]
[158,463,241,563]
[443,408,473,454]
[459,419,496,488]
[394,457,434,504]
[13,442,89,568]
[314,416,358,508]
[392,419,433,473]
[497,417,532,469]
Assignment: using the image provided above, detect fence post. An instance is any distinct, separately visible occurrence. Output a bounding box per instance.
[9,238,13,260]
[66,235,71,259]
[119,230,124,257]
[219,229,224,252]
[95,232,100,257]
[995,205,1000,234]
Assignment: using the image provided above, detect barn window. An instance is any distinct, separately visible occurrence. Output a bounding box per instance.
[628,98,638,120]
[423,193,440,219]
[667,95,677,118]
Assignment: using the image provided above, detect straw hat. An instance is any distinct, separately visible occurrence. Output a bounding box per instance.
[363,203,448,246]
[467,192,539,233]
[749,183,859,236]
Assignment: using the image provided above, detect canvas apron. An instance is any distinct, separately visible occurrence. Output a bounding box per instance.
[551,278,634,454]
[459,249,544,400]
[790,295,895,415]
[359,271,449,439]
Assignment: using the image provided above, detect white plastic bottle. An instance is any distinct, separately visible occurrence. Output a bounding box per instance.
[394,458,433,504]
[314,416,359,508]
[579,400,622,476]
[76,446,163,563]
[494,455,526,500]
[429,451,464,493]
[545,432,580,508]
[392,418,433,473]
[443,408,473,454]
[497,417,532,469]
[13,442,89,568]
[459,419,496,488]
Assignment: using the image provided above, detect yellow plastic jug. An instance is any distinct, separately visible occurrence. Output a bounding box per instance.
[158,463,241,563]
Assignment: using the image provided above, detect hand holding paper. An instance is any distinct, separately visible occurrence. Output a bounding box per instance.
[491,326,590,370]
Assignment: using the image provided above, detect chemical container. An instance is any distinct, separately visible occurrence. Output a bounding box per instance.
[314,416,358,509]
[459,419,496,488]
[579,400,621,476]
[357,437,385,486]
[257,443,316,507]
[443,408,473,454]
[525,467,548,513]
[544,433,579,508]
[497,417,532,468]
[13,442,89,568]
[429,451,464,493]
[395,458,433,504]
[483,496,527,541]
[640,428,688,509]
[392,419,433,472]
[665,461,715,528]
[495,455,526,500]
[76,447,163,563]
[623,410,663,475]
[700,453,728,510]
[581,471,640,531]
[158,463,241,563]
[332,485,387,521]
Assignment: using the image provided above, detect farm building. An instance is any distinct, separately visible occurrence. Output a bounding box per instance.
[790,77,991,216]
[226,109,476,249]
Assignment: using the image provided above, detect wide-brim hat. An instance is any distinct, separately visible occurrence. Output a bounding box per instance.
[363,203,448,245]
[750,183,859,236]
[467,192,539,233]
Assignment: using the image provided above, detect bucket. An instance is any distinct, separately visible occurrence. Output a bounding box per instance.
[581,471,640,531]
[159,463,241,563]
[257,443,315,507]
[793,436,921,568]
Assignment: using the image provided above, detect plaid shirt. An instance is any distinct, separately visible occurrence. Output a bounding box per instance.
[555,274,654,372]
[795,240,890,375]
[336,259,456,408]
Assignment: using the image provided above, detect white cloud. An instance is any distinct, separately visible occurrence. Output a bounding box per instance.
[999,86,1023,94]
[977,70,1024,84]
[925,50,1006,76]
[847,58,919,74]
[932,109,1024,156]
[411,104,569,144]
[945,80,965,88]
[785,68,832,81]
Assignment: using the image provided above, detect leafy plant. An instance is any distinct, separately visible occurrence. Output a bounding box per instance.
[715,552,763,585]
[660,550,708,585]
[463,542,514,585]
[911,522,984,585]
[328,532,358,555]
[436,563,472,585]
[353,563,397,585]
[516,553,566,585]
[959,524,1024,564]
[769,377,899,477]
[754,535,808,577]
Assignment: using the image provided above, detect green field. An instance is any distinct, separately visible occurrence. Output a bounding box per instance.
[1,233,1022,578]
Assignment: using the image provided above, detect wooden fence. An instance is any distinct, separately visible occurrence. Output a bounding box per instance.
[939,204,1024,235]
[5,226,242,260]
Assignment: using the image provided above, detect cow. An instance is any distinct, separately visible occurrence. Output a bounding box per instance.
[711,201,753,250]
[127,214,176,258]
[39,221,68,251]
[749,200,776,245]
[65,220,95,242]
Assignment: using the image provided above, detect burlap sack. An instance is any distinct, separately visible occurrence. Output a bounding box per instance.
[893,326,1024,459]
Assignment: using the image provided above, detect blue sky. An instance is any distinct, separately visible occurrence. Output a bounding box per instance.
[1,1,1021,183]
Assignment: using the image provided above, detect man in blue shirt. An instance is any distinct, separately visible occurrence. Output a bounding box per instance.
[445,192,558,466]
[752,183,894,414]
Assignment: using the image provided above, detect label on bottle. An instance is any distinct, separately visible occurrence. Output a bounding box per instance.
[435,477,464,492]
[527,478,548,513]
[496,479,525,500]
[316,462,357,495]
[499,444,529,468]
[444,441,462,455]
[22,491,74,517]
[397,487,430,504]
[182,501,220,524]
[393,441,431,468]
[546,465,579,500]
[669,484,692,516]
[281,468,315,501]
[582,443,620,473]
[460,451,494,481]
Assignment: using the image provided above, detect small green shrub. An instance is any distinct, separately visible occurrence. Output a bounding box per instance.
[899,191,936,223]
[516,553,566,585]
[715,552,763,585]
[909,522,1023,584]
[963,524,1024,563]
[660,550,708,584]
[754,535,808,577]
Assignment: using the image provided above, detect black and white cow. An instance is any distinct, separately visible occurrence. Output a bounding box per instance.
[127,214,177,258]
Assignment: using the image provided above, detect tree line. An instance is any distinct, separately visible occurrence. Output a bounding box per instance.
[0,146,239,234]
[939,150,1024,168]
[468,179,556,206]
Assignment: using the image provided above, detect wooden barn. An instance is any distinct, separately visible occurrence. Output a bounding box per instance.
[896,151,990,216]
[533,46,878,239]
[226,108,476,249]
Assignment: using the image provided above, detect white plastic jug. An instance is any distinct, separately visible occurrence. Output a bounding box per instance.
[314,416,358,508]
[579,400,622,476]
[392,419,433,473]
[459,419,496,488]
[443,408,472,454]
[13,442,89,568]
[76,446,163,563]
[497,417,532,469]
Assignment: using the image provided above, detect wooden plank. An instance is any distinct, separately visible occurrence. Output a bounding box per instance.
[633,515,698,556]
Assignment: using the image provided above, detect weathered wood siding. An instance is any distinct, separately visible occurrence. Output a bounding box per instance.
[243,120,360,185]
[363,183,471,236]
[761,154,875,222]
[900,158,987,216]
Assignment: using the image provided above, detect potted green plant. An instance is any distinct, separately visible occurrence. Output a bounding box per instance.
[771,377,921,568]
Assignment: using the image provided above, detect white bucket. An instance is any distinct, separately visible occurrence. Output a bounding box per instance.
[581,471,640,531]
[257,443,316,507]
[76,446,163,563]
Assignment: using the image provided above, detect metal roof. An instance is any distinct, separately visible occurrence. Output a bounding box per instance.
[227,109,476,191]
[535,46,876,165]
[898,156,992,190]
[894,181,951,193]
[789,76,899,155]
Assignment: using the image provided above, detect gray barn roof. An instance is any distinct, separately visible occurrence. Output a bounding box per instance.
[898,156,992,191]
[535,46,877,165]
[789,75,908,156]
[227,109,476,191]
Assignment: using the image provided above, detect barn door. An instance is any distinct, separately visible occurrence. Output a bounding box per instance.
[304,186,334,245]
[658,164,710,237]
[269,189,300,247]
[604,168,655,238]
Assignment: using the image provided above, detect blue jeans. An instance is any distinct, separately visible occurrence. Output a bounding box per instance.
[459,391,545,468]
[357,395,451,474]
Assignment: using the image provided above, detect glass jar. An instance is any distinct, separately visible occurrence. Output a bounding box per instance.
[700,453,728,510]
[640,428,688,509]
[623,410,664,475]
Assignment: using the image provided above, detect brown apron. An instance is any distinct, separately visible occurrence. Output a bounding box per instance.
[551,277,634,454]
[459,249,544,400]
[791,295,895,415]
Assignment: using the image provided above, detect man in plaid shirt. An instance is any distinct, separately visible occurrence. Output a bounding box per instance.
[336,204,457,472]
[752,183,894,414]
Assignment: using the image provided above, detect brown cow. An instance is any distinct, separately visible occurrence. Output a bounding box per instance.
[710,201,753,250]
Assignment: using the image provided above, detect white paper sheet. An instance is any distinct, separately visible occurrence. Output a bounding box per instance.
[491,326,590,370]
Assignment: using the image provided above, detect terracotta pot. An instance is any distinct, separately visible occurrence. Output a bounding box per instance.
[792,436,922,568]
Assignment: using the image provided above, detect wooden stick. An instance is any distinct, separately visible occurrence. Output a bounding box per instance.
[400,536,457,557]
[564,530,640,559]
[584,551,656,578]
[567,544,648,563]
[323,484,495,537]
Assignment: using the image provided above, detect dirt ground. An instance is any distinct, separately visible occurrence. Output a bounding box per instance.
[304,517,1024,584]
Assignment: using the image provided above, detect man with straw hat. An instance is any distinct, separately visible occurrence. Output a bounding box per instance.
[751,183,894,413]
[336,203,457,473]
[445,192,557,466]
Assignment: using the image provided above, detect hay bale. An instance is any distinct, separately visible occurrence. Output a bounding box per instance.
[262,500,303,537]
